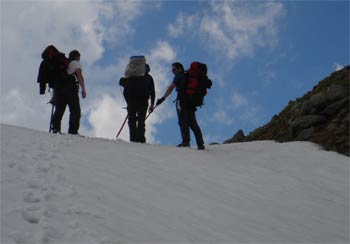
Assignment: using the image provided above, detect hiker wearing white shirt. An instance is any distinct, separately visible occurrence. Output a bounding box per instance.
[52,50,86,134]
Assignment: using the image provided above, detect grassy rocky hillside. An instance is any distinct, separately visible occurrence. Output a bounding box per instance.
[224,65,349,156]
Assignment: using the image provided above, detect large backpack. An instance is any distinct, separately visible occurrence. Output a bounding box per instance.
[119,76,150,101]
[37,45,75,94]
[185,62,212,107]
[120,55,150,101]
[124,56,146,78]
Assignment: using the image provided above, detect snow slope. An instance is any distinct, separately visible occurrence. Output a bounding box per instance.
[1,124,349,243]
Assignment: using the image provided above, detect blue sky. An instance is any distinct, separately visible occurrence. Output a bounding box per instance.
[1,0,349,146]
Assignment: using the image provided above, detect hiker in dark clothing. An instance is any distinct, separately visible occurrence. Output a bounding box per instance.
[52,50,86,134]
[156,62,205,150]
[145,64,156,113]
[120,64,155,143]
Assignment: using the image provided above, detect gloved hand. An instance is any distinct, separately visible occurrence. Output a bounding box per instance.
[81,89,87,99]
[156,97,165,106]
[148,105,154,113]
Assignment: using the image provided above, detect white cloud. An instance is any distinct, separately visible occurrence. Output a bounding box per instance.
[210,90,261,127]
[205,1,283,60]
[168,13,185,37]
[212,110,234,126]
[1,1,145,136]
[0,89,42,125]
[169,1,284,61]
[144,41,178,142]
[230,91,261,126]
[231,92,249,110]
[149,41,176,63]
[333,63,345,71]
[88,95,128,140]
[0,1,177,143]
[99,1,145,46]
[168,13,197,38]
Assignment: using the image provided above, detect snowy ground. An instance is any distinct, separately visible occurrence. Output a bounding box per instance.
[1,124,349,243]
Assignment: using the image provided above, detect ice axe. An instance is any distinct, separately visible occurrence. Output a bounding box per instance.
[145,104,159,121]
[47,90,55,133]
[116,107,128,139]
[48,102,55,133]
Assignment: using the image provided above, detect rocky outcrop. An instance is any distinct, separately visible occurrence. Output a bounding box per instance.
[224,130,245,144]
[224,65,349,156]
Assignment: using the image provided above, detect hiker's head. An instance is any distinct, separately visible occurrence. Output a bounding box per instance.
[145,64,150,74]
[69,50,81,61]
[172,62,184,74]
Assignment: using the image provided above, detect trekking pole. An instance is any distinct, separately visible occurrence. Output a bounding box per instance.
[116,114,128,139]
[47,89,55,133]
[49,103,54,133]
[145,104,158,121]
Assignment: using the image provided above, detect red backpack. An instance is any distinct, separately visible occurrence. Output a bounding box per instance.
[186,62,212,107]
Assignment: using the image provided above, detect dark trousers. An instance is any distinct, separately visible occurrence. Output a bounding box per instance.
[127,99,148,143]
[176,101,204,147]
[52,88,81,134]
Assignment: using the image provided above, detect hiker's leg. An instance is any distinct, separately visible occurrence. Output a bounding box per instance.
[67,91,81,134]
[176,102,190,145]
[127,101,137,142]
[188,110,204,147]
[52,90,67,133]
[136,101,148,143]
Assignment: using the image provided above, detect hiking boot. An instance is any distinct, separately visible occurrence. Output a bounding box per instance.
[52,130,61,134]
[176,142,190,148]
[197,144,205,150]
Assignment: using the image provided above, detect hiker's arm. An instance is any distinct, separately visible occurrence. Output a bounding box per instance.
[156,83,175,106]
[119,77,125,87]
[148,78,156,113]
[150,79,156,107]
[163,83,176,99]
[75,68,86,99]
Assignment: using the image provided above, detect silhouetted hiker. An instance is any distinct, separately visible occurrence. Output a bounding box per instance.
[156,62,205,150]
[145,64,156,113]
[52,50,86,134]
[119,56,155,143]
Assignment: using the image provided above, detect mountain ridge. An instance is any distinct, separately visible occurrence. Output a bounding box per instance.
[225,65,350,156]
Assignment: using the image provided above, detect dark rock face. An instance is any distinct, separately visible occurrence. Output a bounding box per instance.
[224,130,245,144]
[224,66,349,156]
[209,142,220,145]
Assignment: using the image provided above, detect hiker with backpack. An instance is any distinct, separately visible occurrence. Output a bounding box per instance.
[145,64,156,113]
[52,50,86,134]
[156,62,212,150]
[119,56,155,143]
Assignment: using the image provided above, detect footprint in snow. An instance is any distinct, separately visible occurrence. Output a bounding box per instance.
[23,190,41,203]
[7,160,16,168]
[34,162,51,174]
[27,177,44,190]
[9,231,34,244]
[22,205,41,224]
[37,223,64,243]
